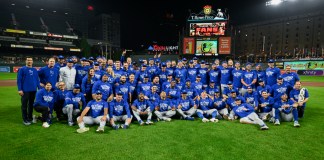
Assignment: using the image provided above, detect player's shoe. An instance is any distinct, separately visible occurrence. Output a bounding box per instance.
[68,122,74,126]
[121,124,129,129]
[274,119,280,125]
[23,120,31,126]
[185,117,194,121]
[146,120,154,125]
[165,118,171,122]
[294,121,300,127]
[269,117,275,123]
[210,118,219,123]
[113,125,119,130]
[96,126,105,133]
[260,125,269,130]
[223,114,229,120]
[32,115,37,124]
[77,127,89,133]
[42,122,50,128]
[202,118,209,123]
[139,120,145,126]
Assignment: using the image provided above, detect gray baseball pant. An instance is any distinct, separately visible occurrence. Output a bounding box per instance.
[155,110,176,120]
[177,107,196,118]
[240,112,266,126]
[62,104,80,122]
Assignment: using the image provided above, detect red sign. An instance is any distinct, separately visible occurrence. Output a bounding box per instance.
[152,45,178,51]
[218,37,231,54]
[13,66,41,73]
[183,38,195,54]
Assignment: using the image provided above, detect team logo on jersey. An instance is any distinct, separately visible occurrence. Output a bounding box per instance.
[91,104,103,110]
[283,76,293,82]
[195,84,202,90]
[142,85,151,91]
[138,104,147,111]
[233,72,242,77]
[177,85,183,90]
[276,87,287,93]
[221,70,229,74]
[200,100,210,107]
[244,73,253,79]
[266,71,274,77]
[169,90,177,95]
[114,105,124,112]
[101,85,111,90]
[160,103,169,110]
[210,71,219,77]
[199,70,207,74]
[95,74,101,79]
[72,97,81,102]
[50,70,54,76]
[29,69,33,76]
[120,87,129,93]
[188,70,197,75]
[246,97,255,103]
[235,106,245,113]
[43,96,53,102]
[215,100,222,106]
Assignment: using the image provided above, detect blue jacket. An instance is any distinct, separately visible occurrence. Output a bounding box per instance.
[38,66,59,89]
[17,66,41,92]
[33,88,54,109]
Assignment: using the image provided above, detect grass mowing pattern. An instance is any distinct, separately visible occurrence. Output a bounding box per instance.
[0,86,323,160]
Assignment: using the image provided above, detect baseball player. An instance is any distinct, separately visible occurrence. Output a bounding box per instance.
[165,80,180,100]
[220,61,232,93]
[258,90,275,121]
[131,92,154,125]
[243,86,259,111]
[154,91,176,121]
[256,79,272,98]
[191,74,204,95]
[265,59,280,86]
[92,73,114,102]
[183,79,199,100]
[226,89,245,120]
[176,90,196,121]
[187,60,198,83]
[232,61,243,94]
[271,75,292,101]
[232,98,269,130]
[213,89,228,120]
[241,63,257,95]
[33,82,54,128]
[109,92,132,130]
[38,57,59,90]
[63,84,85,126]
[289,81,309,118]
[273,93,300,127]
[76,90,108,133]
[17,56,41,125]
[281,65,300,87]
[196,91,219,123]
[59,59,76,91]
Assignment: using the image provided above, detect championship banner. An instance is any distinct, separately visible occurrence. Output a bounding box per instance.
[218,37,231,54]
[183,38,195,54]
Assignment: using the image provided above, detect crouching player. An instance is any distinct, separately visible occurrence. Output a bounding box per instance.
[109,92,132,130]
[273,93,300,127]
[196,91,219,123]
[63,84,85,126]
[258,90,274,121]
[154,91,176,121]
[76,90,108,133]
[176,90,196,121]
[131,92,154,125]
[33,82,54,128]
[289,81,309,118]
[233,98,269,130]
[213,89,229,119]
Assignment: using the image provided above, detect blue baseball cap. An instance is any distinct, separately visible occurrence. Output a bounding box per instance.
[149,58,154,61]
[95,90,102,94]
[235,97,242,101]
[230,89,236,93]
[258,79,264,82]
[132,62,137,65]
[155,59,160,63]
[247,86,252,89]
[181,90,187,94]
[228,81,233,85]
[215,89,220,93]
[89,57,95,60]
[71,56,77,59]
[144,74,149,78]
[189,60,194,64]
[182,58,187,61]
[200,60,205,64]
[235,61,240,64]
[222,61,227,64]
[67,59,73,63]
[161,62,166,67]
[117,91,124,95]
[256,63,261,66]
[197,74,201,78]
[58,55,64,59]
[73,84,81,89]
[186,78,191,82]
[268,59,274,63]
[210,79,215,83]
[167,73,173,76]
[176,74,181,78]
[142,64,147,67]
[80,57,88,61]
[193,57,198,60]
[245,62,252,66]
[277,75,283,80]
[93,62,99,66]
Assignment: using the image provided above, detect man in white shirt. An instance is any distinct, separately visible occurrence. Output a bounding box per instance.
[59,59,76,91]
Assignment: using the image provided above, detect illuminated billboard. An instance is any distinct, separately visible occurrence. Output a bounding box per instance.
[195,38,218,56]
[183,38,195,54]
[189,22,226,36]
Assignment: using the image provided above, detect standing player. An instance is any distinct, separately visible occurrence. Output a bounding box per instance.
[81,68,96,102]
[273,93,300,127]
[289,81,309,118]
[92,74,114,102]
[38,57,59,90]
[76,90,108,133]
[131,92,154,125]
[232,61,243,94]
[233,98,269,130]
[241,63,257,95]
[265,59,280,86]
[109,92,132,130]
[220,61,232,93]
[59,59,76,91]
[17,56,41,125]
[281,65,300,87]
[271,76,291,101]
[154,92,176,121]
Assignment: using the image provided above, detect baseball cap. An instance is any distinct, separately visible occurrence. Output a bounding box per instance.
[176,74,181,78]
[58,55,64,59]
[93,62,99,66]
[117,91,124,95]
[206,62,210,65]
[210,79,215,83]
[193,57,198,60]
[189,60,194,64]
[167,73,173,76]
[161,62,166,67]
[67,59,73,63]
[71,56,77,59]
[277,75,283,80]
[197,74,201,78]
[230,89,236,93]
[245,62,252,66]
[268,59,274,63]
[200,60,205,64]
[186,78,191,82]
[258,79,264,83]
[102,73,109,77]
[142,64,147,67]
[95,90,102,94]
[144,74,149,78]
[89,57,95,60]
[132,62,137,65]
[155,59,160,63]
[235,61,240,64]
[149,58,154,61]
[247,86,252,89]
[182,58,187,61]
[256,63,261,66]
[235,97,242,101]
[215,89,220,93]
[181,90,187,94]
[80,57,88,61]
[73,84,81,89]
[171,79,176,82]
[228,81,233,85]
[222,61,227,64]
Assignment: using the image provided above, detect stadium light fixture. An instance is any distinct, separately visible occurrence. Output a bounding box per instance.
[65,13,68,15]
[53,11,56,13]
[40,8,44,11]
[266,0,283,6]
[25,5,30,8]
[11,3,15,6]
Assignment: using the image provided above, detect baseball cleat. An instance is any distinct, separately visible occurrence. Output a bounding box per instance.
[42,122,50,128]
[139,120,145,126]
[202,118,209,123]
[23,121,31,126]
[260,125,269,130]
[146,120,154,125]
[274,119,280,125]
[68,122,74,126]
[165,118,171,122]
[96,127,105,133]
[210,118,219,123]
[77,127,89,133]
[185,117,194,121]
[294,121,300,127]
[113,125,119,130]
[223,114,229,120]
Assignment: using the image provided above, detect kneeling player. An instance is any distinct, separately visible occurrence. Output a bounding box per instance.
[196,91,219,123]
[131,92,154,125]
[176,90,196,120]
[63,84,85,126]
[76,91,108,133]
[109,92,132,130]
[233,98,269,130]
[154,91,176,121]
[213,89,228,119]
[273,93,300,127]
[258,90,274,121]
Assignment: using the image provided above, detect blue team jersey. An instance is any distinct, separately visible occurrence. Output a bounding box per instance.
[213,96,226,110]
[241,70,257,89]
[198,68,208,84]
[115,82,130,101]
[156,98,174,111]
[281,72,300,87]
[226,96,245,110]
[177,97,195,111]
[233,103,255,118]
[92,81,113,101]
[81,76,96,94]
[75,65,88,85]
[132,99,153,111]
[256,85,272,98]
[271,83,291,101]
[187,67,198,82]
[206,86,218,96]
[33,88,54,108]
[184,86,198,99]
[220,68,231,85]
[265,67,280,86]
[209,69,220,85]
[137,82,152,96]
[109,99,131,118]
[165,87,180,100]
[162,81,171,91]
[244,91,259,107]
[274,99,295,114]
[258,97,274,113]
[174,67,187,83]
[176,82,185,91]
[38,66,59,89]
[158,70,168,84]
[254,70,265,83]
[289,88,309,106]
[86,100,108,118]
[192,81,203,95]
[196,97,214,110]
[64,91,86,109]
[232,69,243,88]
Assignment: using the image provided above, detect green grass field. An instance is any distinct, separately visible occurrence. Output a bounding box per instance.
[0,72,17,80]
[0,85,323,160]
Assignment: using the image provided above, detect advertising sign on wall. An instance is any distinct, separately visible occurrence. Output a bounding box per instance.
[183,38,195,54]
[218,37,231,54]
[0,66,10,72]
[284,61,324,70]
